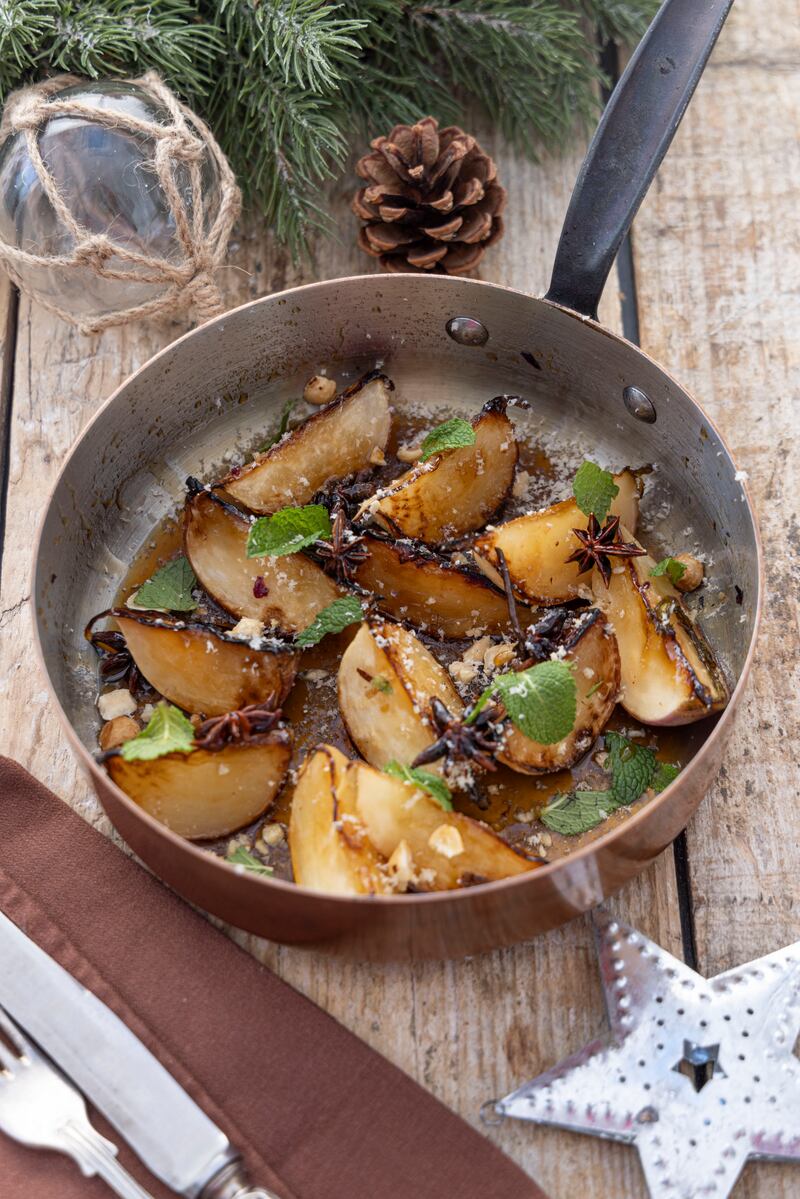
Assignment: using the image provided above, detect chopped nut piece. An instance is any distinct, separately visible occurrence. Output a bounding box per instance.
[512,468,531,499]
[386,838,415,890]
[396,443,423,463]
[483,642,514,673]
[674,553,704,592]
[97,688,137,720]
[303,374,337,405]
[99,715,140,751]
[449,659,479,686]
[228,616,265,642]
[369,445,386,466]
[261,822,285,847]
[464,634,494,663]
[427,824,464,859]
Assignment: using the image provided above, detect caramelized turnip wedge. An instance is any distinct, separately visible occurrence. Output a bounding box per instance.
[338,620,463,772]
[352,532,514,636]
[498,610,620,775]
[358,398,517,541]
[112,611,298,715]
[290,746,390,895]
[352,761,538,889]
[107,735,291,839]
[473,468,642,605]
[184,489,340,631]
[222,371,393,513]
[592,528,728,726]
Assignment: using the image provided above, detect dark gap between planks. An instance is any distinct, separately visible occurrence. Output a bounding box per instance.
[0,284,19,598]
[601,36,697,970]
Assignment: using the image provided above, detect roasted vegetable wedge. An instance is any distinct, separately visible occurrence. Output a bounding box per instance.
[112,611,298,715]
[222,372,393,513]
[352,533,514,636]
[338,620,463,771]
[289,746,389,895]
[107,735,291,839]
[184,489,340,631]
[499,610,620,774]
[352,761,537,888]
[359,398,517,541]
[592,529,728,725]
[473,468,642,604]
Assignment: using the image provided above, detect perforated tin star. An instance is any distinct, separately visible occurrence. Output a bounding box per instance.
[491,913,800,1198]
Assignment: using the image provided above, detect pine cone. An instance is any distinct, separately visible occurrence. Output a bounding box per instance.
[352,117,506,275]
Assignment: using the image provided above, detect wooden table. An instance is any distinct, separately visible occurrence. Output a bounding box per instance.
[1,5,798,1196]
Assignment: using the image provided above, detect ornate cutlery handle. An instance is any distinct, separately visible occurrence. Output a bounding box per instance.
[61,1120,155,1199]
[202,1159,281,1199]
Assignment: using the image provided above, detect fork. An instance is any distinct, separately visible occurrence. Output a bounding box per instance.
[0,1004,154,1198]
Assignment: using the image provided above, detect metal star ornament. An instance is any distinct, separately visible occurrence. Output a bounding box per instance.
[491,914,800,1198]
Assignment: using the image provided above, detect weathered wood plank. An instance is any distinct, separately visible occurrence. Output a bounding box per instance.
[0,118,684,1199]
[632,5,800,1195]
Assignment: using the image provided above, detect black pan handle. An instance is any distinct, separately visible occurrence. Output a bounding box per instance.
[545,0,734,319]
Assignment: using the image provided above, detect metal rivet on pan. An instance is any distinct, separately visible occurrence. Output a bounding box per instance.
[446,315,489,346]
[623,385,657,423]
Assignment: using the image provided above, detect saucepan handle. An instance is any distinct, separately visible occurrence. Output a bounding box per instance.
[545,0,734,319]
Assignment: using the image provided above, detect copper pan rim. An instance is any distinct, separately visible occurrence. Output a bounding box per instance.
[31,272,764,914]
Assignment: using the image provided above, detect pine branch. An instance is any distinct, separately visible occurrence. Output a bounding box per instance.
[0,0,660,255]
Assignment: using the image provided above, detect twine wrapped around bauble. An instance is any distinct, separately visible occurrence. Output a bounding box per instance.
[0,72,241,334]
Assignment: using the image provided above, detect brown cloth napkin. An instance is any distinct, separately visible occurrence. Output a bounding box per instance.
[0,758,545,1199]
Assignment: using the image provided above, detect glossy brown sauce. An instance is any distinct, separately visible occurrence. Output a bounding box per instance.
[108,417,711,876]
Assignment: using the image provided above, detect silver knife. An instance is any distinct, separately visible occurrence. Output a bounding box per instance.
[0,911,278,1199]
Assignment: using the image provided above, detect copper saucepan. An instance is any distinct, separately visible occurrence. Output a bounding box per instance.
[34,0,756,960]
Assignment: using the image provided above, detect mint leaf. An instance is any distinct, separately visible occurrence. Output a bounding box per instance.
[420,418,476,462]
[384,761,453,810]
[573,461,619,523]
[120,702,196,762]
[651,557,687,586]
[651,761,680,793]
[295,596,363,648]
[541,788,619,836]
[493,659,577,745]
[247,504,331,558]
[227,846,274,876]
[134,557,197,612]
[605,730,657,805]
[258,398,295,453]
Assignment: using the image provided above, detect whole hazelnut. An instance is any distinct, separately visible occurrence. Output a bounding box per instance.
[303,375,337,405]
[674,553,704,592]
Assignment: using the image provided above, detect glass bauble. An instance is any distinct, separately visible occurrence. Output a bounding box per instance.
[0,81,222,321]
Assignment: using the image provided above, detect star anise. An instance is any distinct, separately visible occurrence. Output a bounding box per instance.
[565,513,646,587]
[411,696,504,779]
[86,624,155,700]
[194,700,285,751]
[313,502,370,584]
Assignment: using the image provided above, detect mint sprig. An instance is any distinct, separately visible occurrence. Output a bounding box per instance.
[573,461,619,523]
[541,732,681,836]
[133,556,197,612]
[258,398,295,453]
[295,596,363,648]
[420,418,476,462]
[120,702,196,762]
[247,504,331,558]
[384,761,453,810]
[651,557,687,586]
[470,659,577,745]
[227,846,274,876]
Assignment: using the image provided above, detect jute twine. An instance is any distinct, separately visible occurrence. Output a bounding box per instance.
[0,72,241,334]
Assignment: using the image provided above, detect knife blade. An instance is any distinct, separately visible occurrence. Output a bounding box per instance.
[0,911,274,1198]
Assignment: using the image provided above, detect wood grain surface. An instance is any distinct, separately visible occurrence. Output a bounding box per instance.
[0,3,797,1196]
